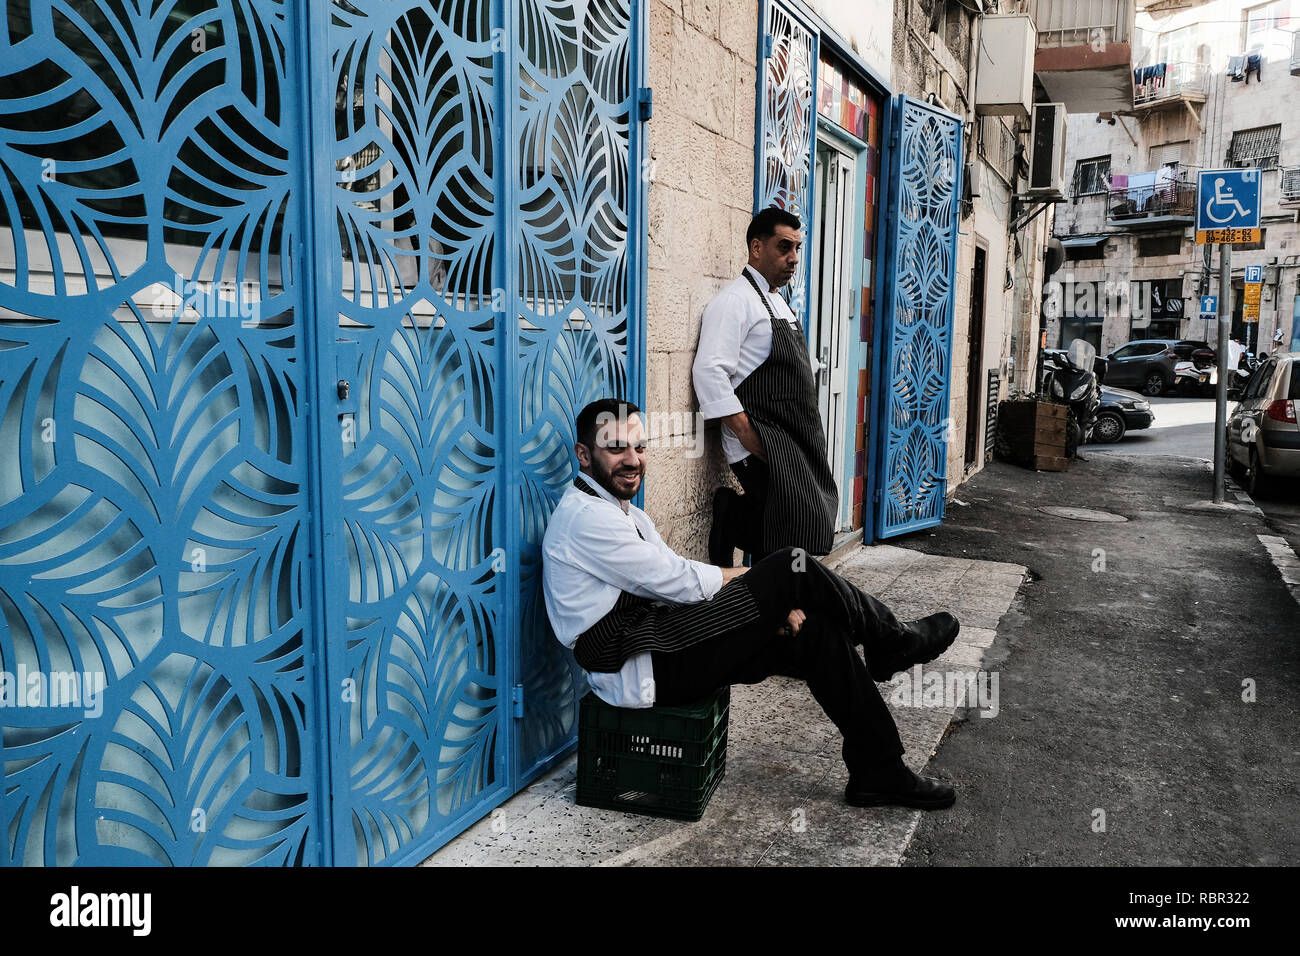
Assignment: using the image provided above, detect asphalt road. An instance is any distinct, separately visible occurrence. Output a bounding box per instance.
[898,455,1300,865]
[1085,394,1217,460]
[1085,393,1300,555]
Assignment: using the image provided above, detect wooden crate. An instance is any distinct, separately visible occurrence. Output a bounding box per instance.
[996,399,1069,471]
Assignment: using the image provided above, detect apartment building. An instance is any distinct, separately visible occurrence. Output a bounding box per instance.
[1050,0,1299,357]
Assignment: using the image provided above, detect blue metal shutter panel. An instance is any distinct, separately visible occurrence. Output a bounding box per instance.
[875,95,963,538]
[755,0,818,328]
[509,0,646,791]
[0,0,645,866]
[0,0,323,865]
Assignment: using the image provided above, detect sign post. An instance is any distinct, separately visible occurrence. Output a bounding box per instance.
[1243,264,1262,352]
[1197,169,1261,504]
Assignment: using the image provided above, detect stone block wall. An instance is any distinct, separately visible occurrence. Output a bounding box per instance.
[642,0,760,558]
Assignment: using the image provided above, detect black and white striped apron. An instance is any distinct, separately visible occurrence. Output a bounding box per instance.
[567,478,762,673]
[735,270,838,556]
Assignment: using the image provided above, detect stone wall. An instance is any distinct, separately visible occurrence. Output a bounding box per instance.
[641,0,759,558]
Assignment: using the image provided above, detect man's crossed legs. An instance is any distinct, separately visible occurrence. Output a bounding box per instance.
[650,547,960,809]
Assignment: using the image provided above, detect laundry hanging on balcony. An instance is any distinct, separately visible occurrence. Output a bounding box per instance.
[1133,63,1167,90]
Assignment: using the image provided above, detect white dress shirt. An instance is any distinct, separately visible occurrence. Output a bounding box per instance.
[692,264,803,463]
[542,471,724,708]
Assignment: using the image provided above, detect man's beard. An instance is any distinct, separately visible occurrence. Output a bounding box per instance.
[590,456,643,500]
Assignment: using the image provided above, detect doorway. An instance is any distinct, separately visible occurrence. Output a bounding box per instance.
[809,137,857,526]
[964,246,988,470]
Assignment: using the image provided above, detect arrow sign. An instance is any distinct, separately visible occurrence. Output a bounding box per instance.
[1199,295,1217,315]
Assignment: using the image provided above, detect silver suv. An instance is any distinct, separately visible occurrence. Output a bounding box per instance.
[1227,353,1300,496]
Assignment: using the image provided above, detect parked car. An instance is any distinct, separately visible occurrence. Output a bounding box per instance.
[1227,353,1300,496]
[1103,340,1181,395]
[1091,386,1155,443]
[1170,339,1215,368]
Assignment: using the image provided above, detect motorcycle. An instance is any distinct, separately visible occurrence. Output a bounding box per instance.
[1040,339,1101,457]
[1174,360,1215,397]
[1227,349,1256,401]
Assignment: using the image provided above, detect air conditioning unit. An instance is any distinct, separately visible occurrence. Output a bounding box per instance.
[1027,102,1067,197]
[1280,165,1300,202]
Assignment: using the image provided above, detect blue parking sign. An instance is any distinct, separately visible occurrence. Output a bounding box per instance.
[1196,169,1261,232]
[1199,295,1217,315]
[1244,265,1262,283]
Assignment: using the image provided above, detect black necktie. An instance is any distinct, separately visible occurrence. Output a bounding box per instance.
[572,477,645,541]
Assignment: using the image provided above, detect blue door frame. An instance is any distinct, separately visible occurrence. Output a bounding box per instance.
[0,0,647,867]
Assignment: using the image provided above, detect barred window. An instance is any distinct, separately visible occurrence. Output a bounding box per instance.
[1073,156,1111,196]
[1228,125,1282,169]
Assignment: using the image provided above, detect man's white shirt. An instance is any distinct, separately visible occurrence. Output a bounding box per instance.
[692,264,802,464]
[542,472,723,707]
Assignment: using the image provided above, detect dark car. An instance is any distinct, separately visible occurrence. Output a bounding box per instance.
[1103,339,1195,395]
[1091,386,1155,443]
[1171,339,1216,368]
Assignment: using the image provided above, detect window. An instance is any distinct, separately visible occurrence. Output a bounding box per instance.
[1245,361,1275,399]
[1065,242,1105,261]
[1112,344,1141,359]
[1073,156,1111,196]
[1149,142,1187,168]
[1228,125,1281,169]
[1138,235,1182,258]
[1289,361,1300,399]
[1244,0,1291,48]
[1156,25,1198,65]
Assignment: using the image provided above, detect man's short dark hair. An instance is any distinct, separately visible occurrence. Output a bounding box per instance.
[576,398,642,450]
[746,206,802,246]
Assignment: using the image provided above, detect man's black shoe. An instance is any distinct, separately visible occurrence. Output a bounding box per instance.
[845,765,956,810]
[867,611,960,682]
[709,487,738,566]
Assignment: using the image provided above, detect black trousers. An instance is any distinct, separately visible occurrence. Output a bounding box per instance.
[651,547,908,774]
[725,454,770,559]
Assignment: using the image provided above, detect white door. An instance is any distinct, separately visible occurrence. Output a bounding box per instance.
[808,139,856,528]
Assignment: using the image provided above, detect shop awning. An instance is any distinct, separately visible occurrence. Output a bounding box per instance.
[1060,236,1108,249]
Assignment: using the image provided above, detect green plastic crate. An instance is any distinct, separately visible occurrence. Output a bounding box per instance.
[575,687,730,821]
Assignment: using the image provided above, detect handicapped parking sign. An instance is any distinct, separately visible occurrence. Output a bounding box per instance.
[1196,168,1261,243]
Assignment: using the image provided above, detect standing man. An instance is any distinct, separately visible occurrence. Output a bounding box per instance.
[693,207,839,566]
[542,398,962,808]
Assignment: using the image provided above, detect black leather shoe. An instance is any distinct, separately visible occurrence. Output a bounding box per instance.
[868,612,960,682]
[709,487,738,566]
[845,765,956,810]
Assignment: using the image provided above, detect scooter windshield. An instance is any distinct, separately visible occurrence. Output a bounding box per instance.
[1067,338,1097,371]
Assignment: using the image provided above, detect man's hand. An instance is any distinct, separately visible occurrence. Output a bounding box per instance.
[780,609,806,637]
[719,565,749,583]
[722,411,766,462]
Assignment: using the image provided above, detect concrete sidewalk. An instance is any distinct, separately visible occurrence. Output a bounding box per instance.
[423,545,1026,867]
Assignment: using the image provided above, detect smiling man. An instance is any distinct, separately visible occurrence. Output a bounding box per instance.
[693,206,840,567]
[541,398,964,810]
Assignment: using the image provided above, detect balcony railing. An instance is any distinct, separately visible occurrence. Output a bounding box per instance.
[1107,177,1196,223]
[1133,61,1209,106]
[1028,0,1133,48]
[1281,165,1300,203]
[979,116,1018,186]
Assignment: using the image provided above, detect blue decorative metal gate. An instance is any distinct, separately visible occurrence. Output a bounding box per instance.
[1,0,643,866]
[875,95,962,538]
[755,0,817,327]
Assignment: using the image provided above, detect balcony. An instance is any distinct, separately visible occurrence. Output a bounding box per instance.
[1106,175,1196,228]
[1029,0,1136,113]
[1132,61,1209,108]
[1281,166,1300,204]
[1292,31,1300,75]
